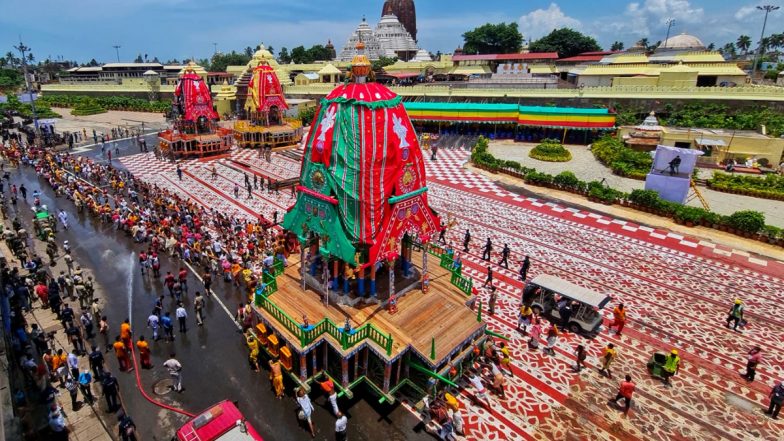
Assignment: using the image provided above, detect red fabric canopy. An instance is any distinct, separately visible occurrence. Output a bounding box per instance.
[247,64,288,113]
[174,73,218,122]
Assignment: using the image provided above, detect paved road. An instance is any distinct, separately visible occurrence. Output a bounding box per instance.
[5,162,431,441]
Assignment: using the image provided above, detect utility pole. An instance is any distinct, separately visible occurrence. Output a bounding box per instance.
[751,5,779,82]
[213,43,218,55]
[14,39,40,143]
[663,18,675,48]
[112,45,122,63]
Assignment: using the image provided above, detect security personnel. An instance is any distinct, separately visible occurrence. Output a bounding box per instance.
[662,349,681,386]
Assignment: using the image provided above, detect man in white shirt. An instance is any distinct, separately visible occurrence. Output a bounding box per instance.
[335,411,348,441]
[163,353,183,392]
[175,303,188,333]
[147,312,160,341]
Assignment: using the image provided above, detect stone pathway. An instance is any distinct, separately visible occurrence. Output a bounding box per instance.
[489,140,784,227]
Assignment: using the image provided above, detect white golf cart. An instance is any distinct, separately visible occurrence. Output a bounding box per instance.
[522,274,611,335]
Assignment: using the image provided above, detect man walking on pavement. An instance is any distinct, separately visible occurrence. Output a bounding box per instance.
[463,229,471,253]
[482,238,493,261]
[765,380,784,419]
[164,353,183,392]
[519,255,531,282]
[609,375,635,415]
[147,310,160,341]
[176,302,188,333]
[499,244,510,269]
[88,345,105,378]
[102,372,120,412]
[335,411,348,441]
[726,299,745,331]
[483,266,493,288]
[609,303,627,336]
[598,343,617,379]
[744,346,762,382]
[662,349,681,386]
[176,164,183,180]
[194,291,205,326]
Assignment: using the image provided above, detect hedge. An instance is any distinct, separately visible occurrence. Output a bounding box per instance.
[71,99,107,116]
[38,94,169,113]
[591,135,652,180]
[470,136,784,245]
[529,138,572,162]
[707,172,784,201]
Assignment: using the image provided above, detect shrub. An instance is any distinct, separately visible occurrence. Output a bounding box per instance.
[673,206,709,224]
[592,135,652,179]
[725,210,765,233]
[707,172,784,200]
[71,99,107,116]
[553,171,583,191]
[529,139,572,162]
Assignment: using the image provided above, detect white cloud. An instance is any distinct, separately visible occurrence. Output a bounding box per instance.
[734,5,757,21]
[519,3,581,40]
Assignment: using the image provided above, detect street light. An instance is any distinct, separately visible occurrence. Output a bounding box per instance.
[112,44,122,63]
[663,18,675,48]
[13,39,40,142]
[751,4,780,82]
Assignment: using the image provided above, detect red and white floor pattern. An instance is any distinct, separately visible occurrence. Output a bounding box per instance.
[120,148,784,441]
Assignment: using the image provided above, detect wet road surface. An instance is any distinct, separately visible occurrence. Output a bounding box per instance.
[6,145,432,441]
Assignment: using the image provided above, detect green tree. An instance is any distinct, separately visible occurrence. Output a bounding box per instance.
[87,58,99,67]
[134,54,144,63]
[298,106,316,125]
[610,41,624,51]
[278,47,291,64]
[529,28,601,58]
[267,46,275,55]
[196,58,211,70]
[737,35,751,55]
[462,22,523,54]
[244,46,254,57]
[306,45,332,62]
[707,43,715,51]
[290,46,308,64]
[209,51,251,72]
[372,56,398,71]
[720,42,737,58]
[0,68,23,93]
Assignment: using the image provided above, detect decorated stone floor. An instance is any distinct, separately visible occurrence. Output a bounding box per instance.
[120,146,784,441]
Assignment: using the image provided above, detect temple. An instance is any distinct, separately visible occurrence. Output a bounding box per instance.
[248,43,488,403]
[233,49,304,150]
[157,62,232,158]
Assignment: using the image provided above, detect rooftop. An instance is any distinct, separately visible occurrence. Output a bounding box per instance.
[452,52,559,62]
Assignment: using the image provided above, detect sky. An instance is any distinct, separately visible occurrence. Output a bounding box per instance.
[0,0,781,63]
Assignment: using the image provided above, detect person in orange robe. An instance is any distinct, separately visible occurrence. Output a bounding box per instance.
[120,319,132,349]
[113,336,130,371]
[136,336,152,369]
[609,303,627,336]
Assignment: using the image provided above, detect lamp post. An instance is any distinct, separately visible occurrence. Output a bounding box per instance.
[13,40,40,144]
[112,45,122,63]
[663,18,675,48]
[751,5,779,82]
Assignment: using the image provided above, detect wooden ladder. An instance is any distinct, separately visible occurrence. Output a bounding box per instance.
[687,180,710,210]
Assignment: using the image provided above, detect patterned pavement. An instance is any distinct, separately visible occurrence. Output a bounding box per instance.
[120,147,784,441]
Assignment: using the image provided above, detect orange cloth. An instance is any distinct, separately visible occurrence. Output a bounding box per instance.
[613,307,626,322]
[113,341,127,358]
[120,322,132,340]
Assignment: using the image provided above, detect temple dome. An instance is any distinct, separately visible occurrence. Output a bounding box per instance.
[659,33,705,50]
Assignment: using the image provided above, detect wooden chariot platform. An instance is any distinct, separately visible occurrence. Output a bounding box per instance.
[249,249,486,402]
[233,119,305,150]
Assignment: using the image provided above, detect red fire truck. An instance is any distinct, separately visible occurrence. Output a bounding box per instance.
[175,400,263,441]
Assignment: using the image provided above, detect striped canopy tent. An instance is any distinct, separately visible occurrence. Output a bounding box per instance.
[403,102,616,129]
[283,64,440,267]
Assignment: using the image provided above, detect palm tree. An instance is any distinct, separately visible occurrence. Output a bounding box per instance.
[636,38,649,49]
[721,42,737,58]
[5,52,16,68]
[26,53,34,63]
[610,41,624,51]
[736,35,752,55]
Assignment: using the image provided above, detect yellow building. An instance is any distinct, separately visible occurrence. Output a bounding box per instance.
[294,73,320,86]
[619,124,784,166]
